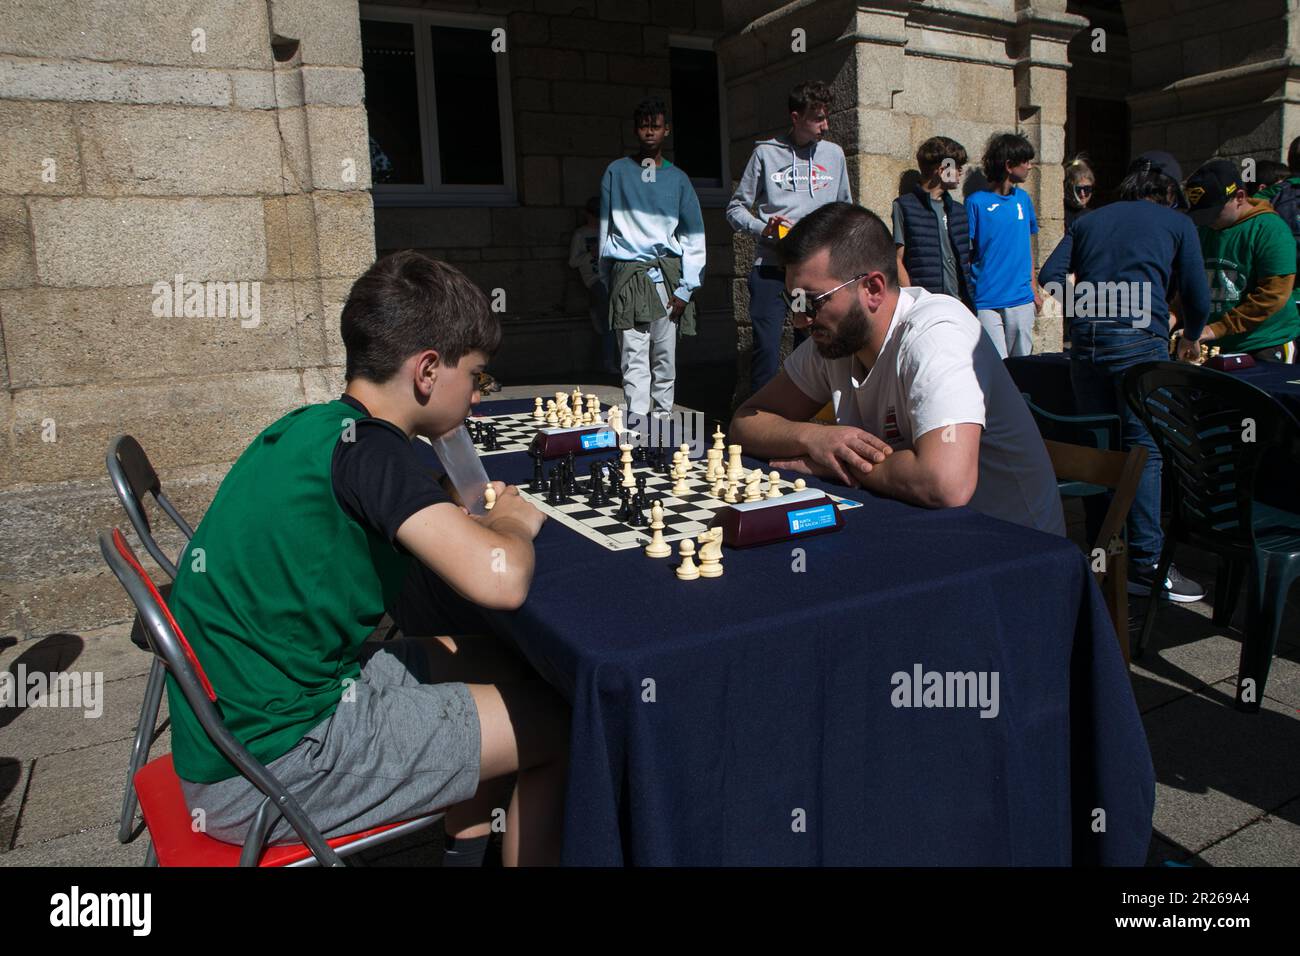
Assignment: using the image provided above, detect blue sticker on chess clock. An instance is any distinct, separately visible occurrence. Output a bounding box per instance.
[581,430,617,450]
[788,503,835,534]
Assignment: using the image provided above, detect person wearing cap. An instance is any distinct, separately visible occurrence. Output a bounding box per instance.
[1039,151,1213,602]
[1186,158,1298,363]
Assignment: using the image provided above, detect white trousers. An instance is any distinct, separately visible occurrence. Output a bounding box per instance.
[618,284,677,415]
[977,303,1036,358]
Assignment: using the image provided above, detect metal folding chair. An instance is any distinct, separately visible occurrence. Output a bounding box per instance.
[1123,361,1300,711]
[98,528,440,866]
[105,435,194,844]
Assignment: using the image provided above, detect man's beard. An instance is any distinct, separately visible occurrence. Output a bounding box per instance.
[814,298,870,359]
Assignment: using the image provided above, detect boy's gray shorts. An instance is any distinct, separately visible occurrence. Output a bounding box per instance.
[181,639,482,845]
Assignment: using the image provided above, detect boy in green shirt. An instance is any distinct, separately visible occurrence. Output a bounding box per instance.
[166,251,568,866]
[1186,159,1299,361]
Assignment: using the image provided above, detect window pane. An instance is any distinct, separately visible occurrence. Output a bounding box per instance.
[361,19,424,185]
[431,25,505,185]
[669,47,722,185]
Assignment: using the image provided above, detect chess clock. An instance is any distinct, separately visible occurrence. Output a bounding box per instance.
[709,489,844,548]
[530,423,618,459]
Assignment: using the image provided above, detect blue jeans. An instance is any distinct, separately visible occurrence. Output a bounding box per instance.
[748,264,807,395]
[1069,323,1169,566]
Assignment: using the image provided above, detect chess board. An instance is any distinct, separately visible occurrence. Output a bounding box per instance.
[465,410,545,455]
[520,460,863,552]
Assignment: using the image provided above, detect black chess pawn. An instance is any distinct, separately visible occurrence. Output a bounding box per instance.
[547,473,563,505]
[636,474,648,501]
[487,423,499,451]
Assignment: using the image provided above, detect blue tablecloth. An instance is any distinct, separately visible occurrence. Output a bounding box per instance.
[437,399,1154,865]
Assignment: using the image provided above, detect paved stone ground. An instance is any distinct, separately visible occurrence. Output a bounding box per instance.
[2,401,1296,865]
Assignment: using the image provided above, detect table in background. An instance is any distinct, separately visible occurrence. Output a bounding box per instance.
[1006,351,1300,419]
[438,398,1155,865]
[1006,352,1299,506]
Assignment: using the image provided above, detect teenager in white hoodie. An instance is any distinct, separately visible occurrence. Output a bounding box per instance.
[727,81,853,395]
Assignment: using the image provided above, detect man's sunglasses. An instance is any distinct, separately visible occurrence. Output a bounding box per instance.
[1075,185,1094,195]
[780,273,869,321]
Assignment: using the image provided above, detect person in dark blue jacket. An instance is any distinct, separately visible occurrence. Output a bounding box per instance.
[892,136,974,310]
[1038,150,1212,603]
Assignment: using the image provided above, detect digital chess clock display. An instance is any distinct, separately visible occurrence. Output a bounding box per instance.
[787,503,836,534]
[580,430,617,450]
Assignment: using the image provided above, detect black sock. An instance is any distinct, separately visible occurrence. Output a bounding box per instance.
[442,834,489,868]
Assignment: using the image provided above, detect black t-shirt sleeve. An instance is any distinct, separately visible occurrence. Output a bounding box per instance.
[332,419,447,543]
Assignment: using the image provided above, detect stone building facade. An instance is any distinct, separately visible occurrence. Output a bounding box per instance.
[2,0,1298,638]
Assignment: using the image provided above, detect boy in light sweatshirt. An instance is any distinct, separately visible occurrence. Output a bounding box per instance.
[599,97,706,417]
[726,80,853,394]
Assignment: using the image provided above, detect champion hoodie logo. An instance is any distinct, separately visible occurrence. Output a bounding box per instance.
[771,163,832,192]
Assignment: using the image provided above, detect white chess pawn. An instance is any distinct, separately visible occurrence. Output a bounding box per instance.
[766,470,782,499]
[675,538,700,580]
[711,478,726,498]
[546,403,559,425]
[644,502,672,558]
[483,485,496,511]
[724,479,739,504]
[793,478,807,492]
[533,397,544,421]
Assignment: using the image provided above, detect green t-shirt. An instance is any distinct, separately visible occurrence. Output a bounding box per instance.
[165,400,411,783]
[1197,202,1300,352]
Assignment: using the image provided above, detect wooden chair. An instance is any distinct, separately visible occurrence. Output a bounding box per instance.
[1042,439,1149,665]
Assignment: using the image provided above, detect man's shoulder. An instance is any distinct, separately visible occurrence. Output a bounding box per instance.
[897,290,979,344]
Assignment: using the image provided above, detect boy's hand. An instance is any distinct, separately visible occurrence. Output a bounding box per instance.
[479,484,546,539]
[668,296,688,322]
[761,215,791,239]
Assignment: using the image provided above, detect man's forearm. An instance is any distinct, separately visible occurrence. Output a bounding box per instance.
[731,408,823,460]
[856,449,961,509]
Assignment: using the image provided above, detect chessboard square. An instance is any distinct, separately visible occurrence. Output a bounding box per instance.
[555,502,592,515]
[608,530,648,544]
[585,515,620,528]
[664,519,708,536]
[678,508,716,521]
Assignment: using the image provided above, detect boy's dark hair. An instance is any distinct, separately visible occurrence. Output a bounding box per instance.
[788,80,833,116]
[633,97,668,126]
[981,132,1035,184]
[340,250,501,383]
[779,202,897,287]
[916,136,968,178]
[1253,159,1290,193]
[1116,157,1181,206]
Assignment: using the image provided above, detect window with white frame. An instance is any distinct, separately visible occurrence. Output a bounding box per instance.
[668,37,728,206]
[361,6,516,206]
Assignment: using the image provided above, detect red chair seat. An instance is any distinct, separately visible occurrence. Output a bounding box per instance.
[135,754,432,866]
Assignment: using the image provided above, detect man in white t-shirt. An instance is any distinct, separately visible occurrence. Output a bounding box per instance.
[729,202,1064,537]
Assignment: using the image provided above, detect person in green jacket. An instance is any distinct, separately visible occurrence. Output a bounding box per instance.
[1186,159,1298,362]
